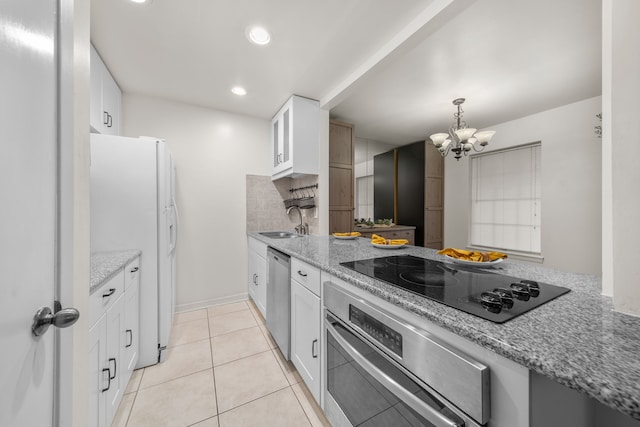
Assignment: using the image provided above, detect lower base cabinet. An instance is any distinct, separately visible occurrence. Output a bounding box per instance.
[290,276,321,402]
[248,237,268,317]
[89,257,140,427]
[89,315,107,427]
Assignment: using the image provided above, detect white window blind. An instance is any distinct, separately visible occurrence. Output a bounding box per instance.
[470,143,541,254]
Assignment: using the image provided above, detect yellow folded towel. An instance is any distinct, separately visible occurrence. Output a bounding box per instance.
[371,234,408,245]
[333,231,361,237]
[438,248,507,262]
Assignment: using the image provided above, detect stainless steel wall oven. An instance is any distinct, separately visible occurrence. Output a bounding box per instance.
[323,281,491,427]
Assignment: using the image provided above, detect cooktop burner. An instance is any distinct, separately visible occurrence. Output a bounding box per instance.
[340,255,570,323]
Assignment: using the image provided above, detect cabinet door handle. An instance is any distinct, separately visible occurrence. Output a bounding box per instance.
[126,329,133,348]
[102,288,116,298]
[107,114,113,128]
[130,266,139,273]
[312,339,318,358]
[108,357,117,380]
[101,368,111,392]
[103,111,109,125]
[297,270,307,277]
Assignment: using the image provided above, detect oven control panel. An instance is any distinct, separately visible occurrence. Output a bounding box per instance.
[349,304,403,356]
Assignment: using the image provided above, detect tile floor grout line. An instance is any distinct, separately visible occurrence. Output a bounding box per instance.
[137,366,215,392]
[270,347,302,387]
[124,367,146,426]
[207,308,222,421]
[290,383,316,427]
[209,323,260,339]
[212,348,273,368]
[167,336,211,350]
[215,383,293,417]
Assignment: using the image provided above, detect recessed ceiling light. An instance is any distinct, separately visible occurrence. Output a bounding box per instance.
[129,0,151,4]
[246,26,271,46]
[231,86,247,96]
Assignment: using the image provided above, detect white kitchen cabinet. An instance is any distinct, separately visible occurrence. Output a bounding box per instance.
[123,259,140,387]
[248,237,268,317]
[271,95,320,180]
[290,258,321,403]
[105,292,125,424]
[88,315,107,427]
[90,44,121,135]
[89,256,140,427]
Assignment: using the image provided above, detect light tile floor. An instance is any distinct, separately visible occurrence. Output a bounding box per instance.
[111,300,331,427]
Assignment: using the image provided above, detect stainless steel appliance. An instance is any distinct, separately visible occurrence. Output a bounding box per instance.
[340,255,570,323]
[323,281,490,427]
[266,247,291,359]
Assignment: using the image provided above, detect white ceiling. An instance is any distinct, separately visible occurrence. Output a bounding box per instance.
[91,0,602,145]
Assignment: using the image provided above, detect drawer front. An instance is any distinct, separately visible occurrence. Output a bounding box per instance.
[248,237,268,258]
[387,230,412,239]
[89,270,124,327]
[291,257,320,296]
[124,257,140,290]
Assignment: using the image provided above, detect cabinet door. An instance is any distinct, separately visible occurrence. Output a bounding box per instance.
[101,70,121,135]
[248,249,257,301]
[290,280,321,402]
[272,106,291,174]
[255,253,267,317]
[105,293,125,426]
[248,249,267,318]
[272,117,280,169]
[89,316,107,427]
[124,281,139,384]
[89,45,104,134]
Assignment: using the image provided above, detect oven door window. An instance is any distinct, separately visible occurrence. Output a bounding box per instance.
[326,317,466,427]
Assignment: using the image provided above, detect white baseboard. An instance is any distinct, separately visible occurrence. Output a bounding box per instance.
[175,292,249,313]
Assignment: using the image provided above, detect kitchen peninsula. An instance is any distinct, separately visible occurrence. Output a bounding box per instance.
[250,233,640,425]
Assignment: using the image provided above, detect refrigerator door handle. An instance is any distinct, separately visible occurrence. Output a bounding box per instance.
[169,199,179,255]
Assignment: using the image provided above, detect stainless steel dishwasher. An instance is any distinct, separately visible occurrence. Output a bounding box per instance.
[266,247,291,360]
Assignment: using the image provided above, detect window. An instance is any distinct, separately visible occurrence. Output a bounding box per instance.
[470,143,541,254]
[355,175,374,220]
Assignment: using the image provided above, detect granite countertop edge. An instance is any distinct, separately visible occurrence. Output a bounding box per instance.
[90,250,142,294]
[248,232,640,421]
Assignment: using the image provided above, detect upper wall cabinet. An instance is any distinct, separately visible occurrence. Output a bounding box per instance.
[90,44,121,135]
[271,95,319,180]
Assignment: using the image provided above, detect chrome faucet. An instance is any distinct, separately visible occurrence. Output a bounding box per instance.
[286,205,308,235]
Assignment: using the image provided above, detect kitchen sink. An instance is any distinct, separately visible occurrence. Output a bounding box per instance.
[259,231,301,239]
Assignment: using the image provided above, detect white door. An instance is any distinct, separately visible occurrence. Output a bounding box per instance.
[0,1,75,426]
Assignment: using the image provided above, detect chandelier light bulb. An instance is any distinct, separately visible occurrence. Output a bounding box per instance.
[454,128,477,142]
[430,133,449,148]
[474,130,496,146]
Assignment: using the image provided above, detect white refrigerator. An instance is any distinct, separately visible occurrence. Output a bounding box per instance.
[90,134,177,368]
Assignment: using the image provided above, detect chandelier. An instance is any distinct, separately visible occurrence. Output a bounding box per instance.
[429,98,495,160]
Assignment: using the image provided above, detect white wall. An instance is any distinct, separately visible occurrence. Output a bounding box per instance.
[444,96,602,276]
[122,94,270,310]
[604,0,640,314]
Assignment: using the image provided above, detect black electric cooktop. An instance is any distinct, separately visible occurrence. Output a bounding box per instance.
[340,255,570,323]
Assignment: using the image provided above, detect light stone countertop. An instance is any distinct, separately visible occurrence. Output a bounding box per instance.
[90,250,141,294]
[249,233,640,421]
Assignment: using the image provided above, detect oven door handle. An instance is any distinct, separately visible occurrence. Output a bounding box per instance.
[325,319,463,427]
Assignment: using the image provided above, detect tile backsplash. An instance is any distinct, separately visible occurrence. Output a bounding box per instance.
[246,174,319,235]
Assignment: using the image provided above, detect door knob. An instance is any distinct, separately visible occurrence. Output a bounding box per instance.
[31,306,80,337]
